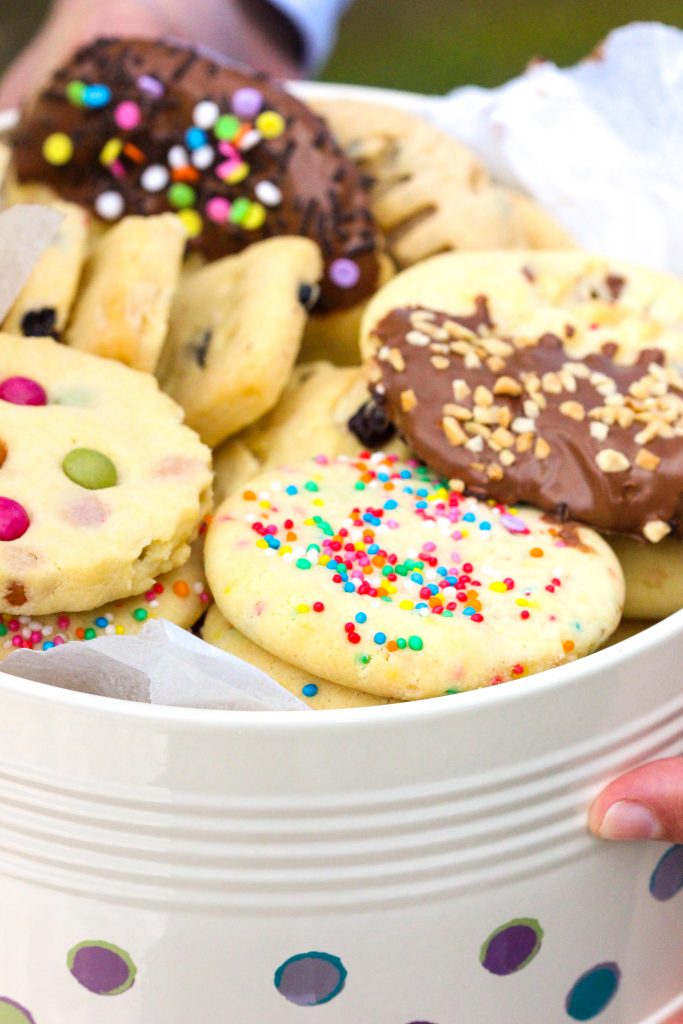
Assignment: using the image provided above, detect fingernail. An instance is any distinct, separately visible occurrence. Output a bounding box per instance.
[597,800,661,841]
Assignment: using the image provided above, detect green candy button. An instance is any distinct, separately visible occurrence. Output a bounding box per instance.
[62,448,118,490]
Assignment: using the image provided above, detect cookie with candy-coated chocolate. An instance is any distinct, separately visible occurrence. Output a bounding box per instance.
[13,37,381,316]
[157,236,322,446]
[361,251,683,541]
[3,200,89,340]
[0,537,209,658]
[0,334,211,614]
[205,453,623,700]
[202,604,394,710]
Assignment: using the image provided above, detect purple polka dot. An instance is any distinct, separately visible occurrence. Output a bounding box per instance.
[480,918,543,976]
[650,844,683,901]
[329,258,361,289]
[0,377,47,406]
[274,952,346,1006]
[0,998,36,1023]
[232,87,264,120]
[0,499,30,542]
[67,941,136,995]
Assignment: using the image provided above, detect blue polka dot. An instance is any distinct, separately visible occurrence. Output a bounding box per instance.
[302,684,318,698]
[566,962,620,1020]
[355,612,367,624]
[286,485,298,495]
[373,632,386,644]
[463,512,476,522]
[94,617,108,628]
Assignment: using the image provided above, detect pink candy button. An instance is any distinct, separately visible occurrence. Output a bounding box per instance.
[0,498,30,541]
[114,101,142,131]
[0,376,47,406]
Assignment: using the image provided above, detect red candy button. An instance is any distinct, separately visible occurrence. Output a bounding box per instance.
[0,498,30,541]
[0,376,47,406]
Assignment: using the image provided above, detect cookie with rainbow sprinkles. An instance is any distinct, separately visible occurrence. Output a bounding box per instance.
[12,36,380,315]
[205,452,624,700]
[0,536,209,658]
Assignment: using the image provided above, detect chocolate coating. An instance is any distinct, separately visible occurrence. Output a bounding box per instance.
[13,37,380,313]
[371,304,683,540]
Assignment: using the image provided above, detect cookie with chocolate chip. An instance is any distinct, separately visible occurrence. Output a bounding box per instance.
[157,236,322,447]
[0,334,211,614]
[361,251,683,541]
[13,37,381,316]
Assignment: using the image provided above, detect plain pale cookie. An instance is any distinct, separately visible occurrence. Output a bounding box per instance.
[241,361,407,465]
[362,251,683,539]
[312,98,572,267]
[212,439,261,507]
[157,236,322,447]
[0,536,209,657]
[3,200,89,339]
[0,334,212,614]
[206,453,623,700]
[609,536,683,619]
[202,604,393,709]
[65,213,185,372]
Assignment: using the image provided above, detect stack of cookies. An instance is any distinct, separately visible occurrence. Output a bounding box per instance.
[0,35,677,708]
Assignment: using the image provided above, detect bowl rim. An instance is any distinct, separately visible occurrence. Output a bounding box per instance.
[0,609,679,729]
[1,86,679,729]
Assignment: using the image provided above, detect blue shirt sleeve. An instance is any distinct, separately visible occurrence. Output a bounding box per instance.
[267,0,354,72]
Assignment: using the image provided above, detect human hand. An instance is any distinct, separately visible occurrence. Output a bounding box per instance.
[589,756,683,842]
[0,0,302,110]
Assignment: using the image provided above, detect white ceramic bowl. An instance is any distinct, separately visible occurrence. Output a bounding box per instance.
[1,84,683,1024]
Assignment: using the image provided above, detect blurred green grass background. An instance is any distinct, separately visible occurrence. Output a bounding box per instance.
[1,0,682,92]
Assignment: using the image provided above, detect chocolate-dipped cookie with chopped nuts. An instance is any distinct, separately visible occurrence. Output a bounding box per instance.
[12,37,381,315]
[361,251,683,542]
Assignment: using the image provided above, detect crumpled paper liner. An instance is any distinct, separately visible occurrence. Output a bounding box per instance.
[0,204,63,321]
[1,620,308,711]
[430,21,683,274]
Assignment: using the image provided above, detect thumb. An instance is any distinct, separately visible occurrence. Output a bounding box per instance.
[589,757,683,842]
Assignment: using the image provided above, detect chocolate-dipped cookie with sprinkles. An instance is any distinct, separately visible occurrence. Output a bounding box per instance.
[12,37,381,315]
[361,252,683,542]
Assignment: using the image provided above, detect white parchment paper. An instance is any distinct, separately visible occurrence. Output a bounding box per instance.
[430,22,683,273]
[2,620,308,710]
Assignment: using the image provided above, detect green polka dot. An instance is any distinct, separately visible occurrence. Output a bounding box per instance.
[229,197,251,225]
[396,637,407,649]
[305,481,319,492]
[408,635,424,650]
[0,624,7,637]
[62,449,118,490]
[296,558,312,570]
[132,608,148,621]
[84,628,96,640]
